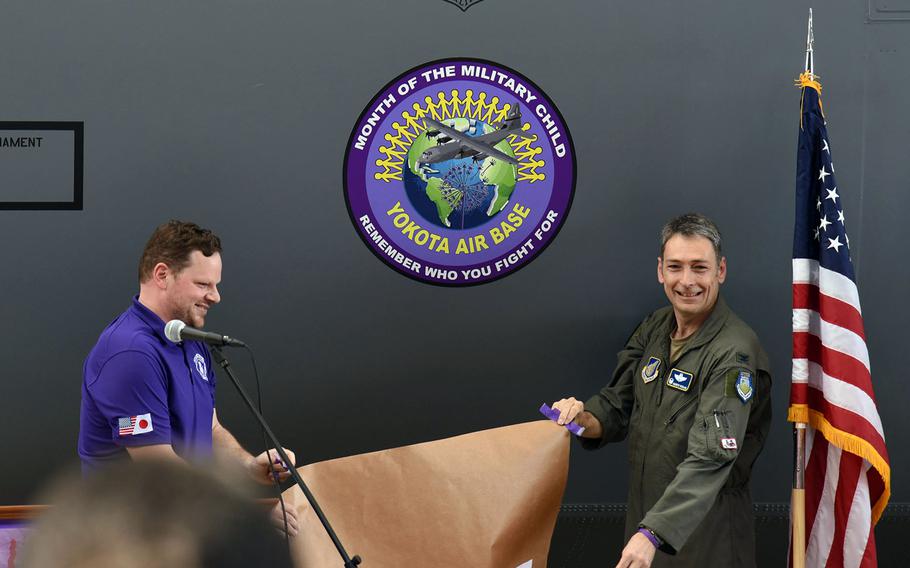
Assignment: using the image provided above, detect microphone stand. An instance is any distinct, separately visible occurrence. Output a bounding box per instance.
[210,346,362,568]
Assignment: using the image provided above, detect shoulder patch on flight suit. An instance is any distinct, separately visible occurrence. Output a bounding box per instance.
[724,369,753,400]
[641,357,661,383]
[735,370,754,403]
[666,368,694,391]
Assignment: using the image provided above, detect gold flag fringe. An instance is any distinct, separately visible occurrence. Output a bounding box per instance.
[789,403,891,524]
[796,71,825,129]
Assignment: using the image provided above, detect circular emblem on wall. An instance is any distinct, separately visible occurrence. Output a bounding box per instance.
[344,58,575,286]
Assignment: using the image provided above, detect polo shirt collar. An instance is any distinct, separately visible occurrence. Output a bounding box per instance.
[130,296,171,344]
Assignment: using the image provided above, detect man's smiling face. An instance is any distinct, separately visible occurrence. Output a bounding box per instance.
[164,251,222,328]
[658,234,726,323]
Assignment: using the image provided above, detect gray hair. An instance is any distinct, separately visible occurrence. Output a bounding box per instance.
[659,213,722,260]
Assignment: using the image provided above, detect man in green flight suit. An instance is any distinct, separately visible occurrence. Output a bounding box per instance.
[552,213,772,568]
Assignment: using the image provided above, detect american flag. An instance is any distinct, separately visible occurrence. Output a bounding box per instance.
[118,416,137,436]
[789,73,891,567]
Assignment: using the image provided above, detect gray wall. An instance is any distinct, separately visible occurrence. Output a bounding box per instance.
[0,0,906,509]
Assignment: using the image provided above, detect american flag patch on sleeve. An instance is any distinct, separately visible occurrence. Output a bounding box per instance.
[118,413,153,436]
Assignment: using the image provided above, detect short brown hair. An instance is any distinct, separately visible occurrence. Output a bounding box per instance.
[659,213,722,261]
[138,220,222,282]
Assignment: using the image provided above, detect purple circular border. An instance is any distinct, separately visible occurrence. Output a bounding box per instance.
[343,57,576,286]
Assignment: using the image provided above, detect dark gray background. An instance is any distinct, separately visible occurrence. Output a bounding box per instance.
[0,0,905,511]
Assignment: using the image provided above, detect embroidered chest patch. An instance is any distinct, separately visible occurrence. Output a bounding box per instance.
[641,357,662,383]
[666,368,694,391]
[194,353,208,382]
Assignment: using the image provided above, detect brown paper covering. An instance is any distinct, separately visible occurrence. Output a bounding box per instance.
[284,420,569,568]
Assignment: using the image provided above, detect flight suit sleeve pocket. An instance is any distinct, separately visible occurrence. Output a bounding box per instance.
[703,410,739,463]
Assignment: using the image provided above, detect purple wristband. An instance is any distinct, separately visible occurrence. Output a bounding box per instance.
[637,527,661,549]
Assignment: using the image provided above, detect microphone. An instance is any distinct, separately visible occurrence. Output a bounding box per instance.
[164,319,246,347]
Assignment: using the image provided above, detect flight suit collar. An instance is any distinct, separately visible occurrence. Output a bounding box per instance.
[665,296,731,359]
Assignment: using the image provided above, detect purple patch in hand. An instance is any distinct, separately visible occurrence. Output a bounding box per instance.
[539,403,586,436]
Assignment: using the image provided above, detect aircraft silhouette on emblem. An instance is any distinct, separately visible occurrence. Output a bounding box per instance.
[418,103,528,167]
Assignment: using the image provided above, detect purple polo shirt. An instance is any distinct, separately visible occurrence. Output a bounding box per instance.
[78,296,217,472]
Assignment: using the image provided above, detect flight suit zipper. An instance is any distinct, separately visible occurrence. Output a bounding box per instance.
[641,341,670,508]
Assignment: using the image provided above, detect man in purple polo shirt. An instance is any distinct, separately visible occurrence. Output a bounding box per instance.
[78,220,298,535]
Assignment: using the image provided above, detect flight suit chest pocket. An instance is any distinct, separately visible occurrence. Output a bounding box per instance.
[703,410,739,463]
[663,396,697,428]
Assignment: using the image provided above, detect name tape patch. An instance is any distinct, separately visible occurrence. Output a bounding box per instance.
[666,368,694,391]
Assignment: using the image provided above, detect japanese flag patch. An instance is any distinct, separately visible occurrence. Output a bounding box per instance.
[118,413,153,437]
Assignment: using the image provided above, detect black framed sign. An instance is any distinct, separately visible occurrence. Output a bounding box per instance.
[0,121,83,210]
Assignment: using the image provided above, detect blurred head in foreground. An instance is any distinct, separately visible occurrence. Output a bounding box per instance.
[22,460,292,568]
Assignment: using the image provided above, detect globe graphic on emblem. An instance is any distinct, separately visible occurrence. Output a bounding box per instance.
[403,117,519,230]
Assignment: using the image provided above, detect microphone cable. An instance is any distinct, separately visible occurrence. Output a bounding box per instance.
[243,344,293,549]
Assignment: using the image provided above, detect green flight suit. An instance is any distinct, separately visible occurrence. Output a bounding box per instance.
[583,297,772,567]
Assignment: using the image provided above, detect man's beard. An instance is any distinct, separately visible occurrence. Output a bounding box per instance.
[175,304,206,329]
